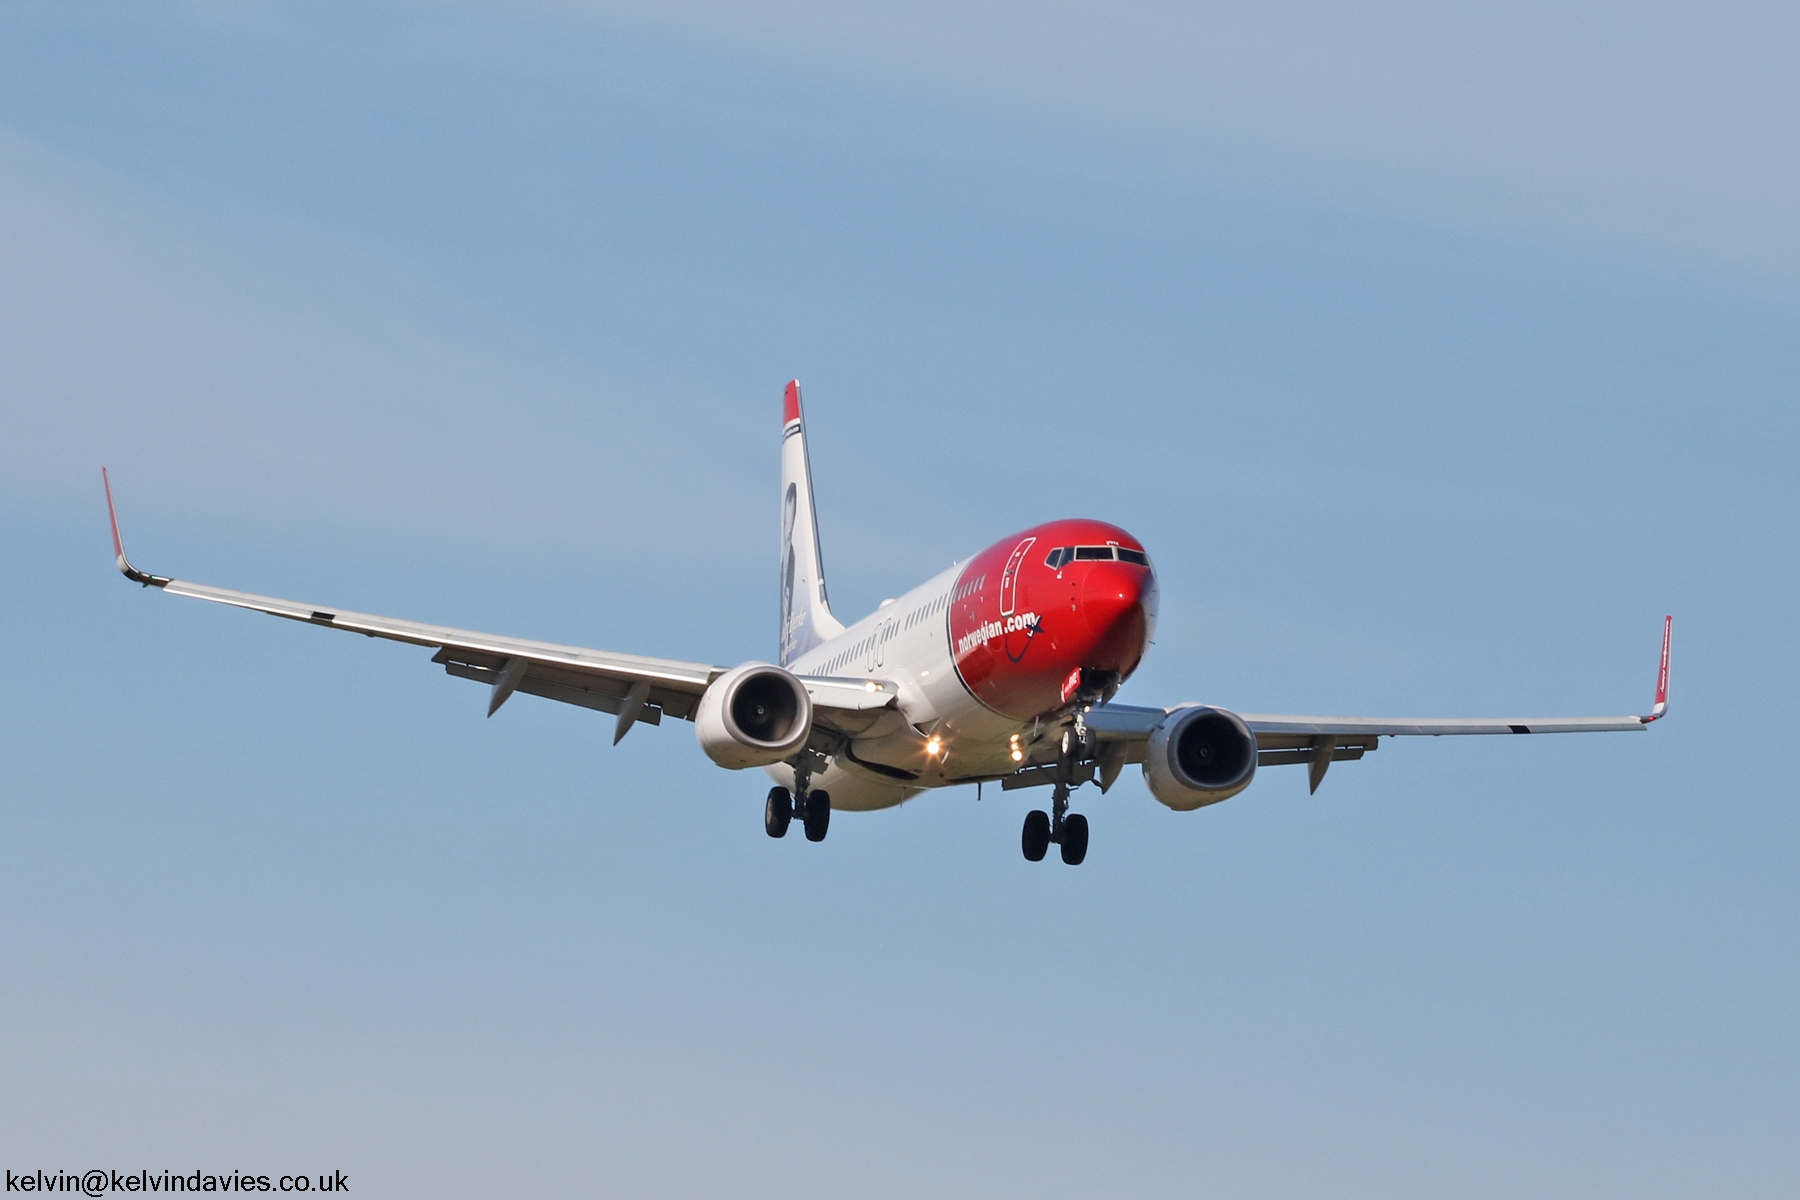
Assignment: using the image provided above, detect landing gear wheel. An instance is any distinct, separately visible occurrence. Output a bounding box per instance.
[764,787,792,838]
[1060,812,1089,865]
[803,790,832,842]
[1022,810,1050,862]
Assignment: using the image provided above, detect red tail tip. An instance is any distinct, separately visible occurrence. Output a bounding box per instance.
[783,380,801,427]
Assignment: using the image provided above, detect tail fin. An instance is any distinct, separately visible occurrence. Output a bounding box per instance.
[779,380,844,665]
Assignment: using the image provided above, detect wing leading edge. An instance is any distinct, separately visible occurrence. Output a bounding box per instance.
[1084,615,1671,791]
[1238,613,1671,741]
[102,471,893,741]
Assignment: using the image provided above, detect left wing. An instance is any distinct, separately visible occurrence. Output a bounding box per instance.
[1083,615,1672,792]
[103,471,893,743]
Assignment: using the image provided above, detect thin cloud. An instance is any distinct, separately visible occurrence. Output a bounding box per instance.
[483,0,1800,275]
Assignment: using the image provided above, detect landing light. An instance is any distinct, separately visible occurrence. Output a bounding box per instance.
[926,737,942,757]
[864,681,878,692]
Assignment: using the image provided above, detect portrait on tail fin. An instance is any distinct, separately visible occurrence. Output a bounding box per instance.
[777,380,844,665]
[780,481,800,663]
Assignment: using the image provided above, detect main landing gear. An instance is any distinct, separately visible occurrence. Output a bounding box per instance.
[1022,779,1089,865]
[764,787,792,838]
[764,784,830,842]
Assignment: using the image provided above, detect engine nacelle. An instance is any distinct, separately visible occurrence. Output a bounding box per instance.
[1143,705,1258,810]
[694,662,813,769]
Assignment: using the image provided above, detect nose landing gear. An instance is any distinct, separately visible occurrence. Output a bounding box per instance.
[1021,726,1091,865]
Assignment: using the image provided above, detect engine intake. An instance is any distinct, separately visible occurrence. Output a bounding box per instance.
[695,662,813,769]
[1143,705,1257,810]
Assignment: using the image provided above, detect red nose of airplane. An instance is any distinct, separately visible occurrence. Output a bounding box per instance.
[1080,561,1158,675]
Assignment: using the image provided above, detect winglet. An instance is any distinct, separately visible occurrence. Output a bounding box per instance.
[783,379,802,429]
[101,468,170,587]
[1643,615,1672,722]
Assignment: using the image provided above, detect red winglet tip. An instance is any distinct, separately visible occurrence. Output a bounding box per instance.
[102,466,126,561]
[1646,615,1672,720]
[783,380,801,427]
[101,467,163,585]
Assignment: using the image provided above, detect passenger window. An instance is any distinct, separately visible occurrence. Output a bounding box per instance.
[1117,548,1148,565]
[1074,546,1113,561]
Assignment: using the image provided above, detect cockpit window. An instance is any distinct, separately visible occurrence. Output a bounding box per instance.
[1049,544,1150,567]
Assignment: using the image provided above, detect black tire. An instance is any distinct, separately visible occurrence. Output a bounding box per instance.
[1021,810,1050,862]
[1060,812,1089,865]
[803,790,832,842]
[765,787,792,838]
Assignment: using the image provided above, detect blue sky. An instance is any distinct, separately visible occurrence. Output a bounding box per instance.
[1,4,1795,1196]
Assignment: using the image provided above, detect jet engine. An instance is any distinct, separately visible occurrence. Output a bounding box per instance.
[694,662,813,769]
[1143,705,1258,810]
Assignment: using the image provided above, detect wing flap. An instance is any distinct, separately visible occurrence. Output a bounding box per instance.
[1256,744,1371,767]
[434,652,681,724]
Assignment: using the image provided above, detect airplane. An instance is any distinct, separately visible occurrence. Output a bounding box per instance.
[103,381,1671,865]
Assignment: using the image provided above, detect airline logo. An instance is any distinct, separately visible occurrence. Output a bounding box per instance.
[956,611,1040,658]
